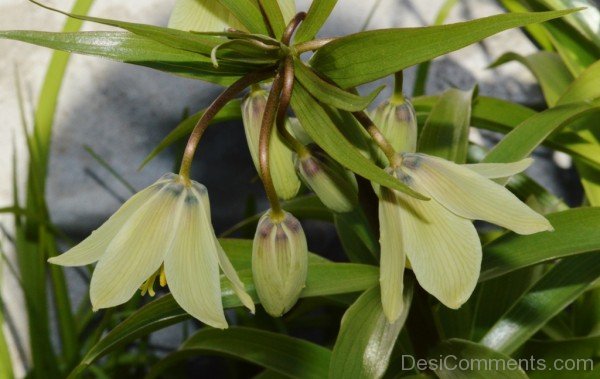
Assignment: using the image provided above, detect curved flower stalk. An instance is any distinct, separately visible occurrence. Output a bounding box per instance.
[252,210,308,316]
[375,98,553,322]
[48,173,254,329]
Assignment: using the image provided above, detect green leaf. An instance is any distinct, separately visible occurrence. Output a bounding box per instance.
[480,253,600,355]
[73,259,377,371]
[217,0,270,35]
[481,100,600,172]
[334,209,379,264]
[29,0,225,55]
[258,0,286,38]
[0,31,252,85]
[0,308,14,379]
[430,339,528,378]
[139,99,242,169]
[330,283,413,379]
[557,59,600,104]
[489,51,574,106]
[480,208,600,281]
[293,58,383,111]
[418,87,473,163]
[544,17,600,76]
[310,9,579,88]
[294,0,339,43]
[290,82,428,199]
[147,327,331,379]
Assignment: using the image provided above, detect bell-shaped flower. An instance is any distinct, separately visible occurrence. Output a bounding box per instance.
[295,149,358,213]
[371,97,417,164]
[242,88,301,200]
[379,154,553,322]
[48,173,254,329]
[252,210,308,316]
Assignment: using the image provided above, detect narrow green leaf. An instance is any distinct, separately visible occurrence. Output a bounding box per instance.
[139,99,242,169]
[557,59,600,104]
[217,0,270,35]
[480,253,600,355]
[0,31,249,85]
[0,307,14,379]
[334,209,379,264]
[290,82,428,199]
[310,9,579,88]
[293,58,383,111]
[482,100,600,173]
[29,0,224,55]
[294,0,339,43]
[418,87,473,163]
[430,339,528,378]
[489,51,573,106]
[480,208,600,281]
[330,283,413,379]
[258,0,286,38]
[147,327,331,379]
[544,17,600,76]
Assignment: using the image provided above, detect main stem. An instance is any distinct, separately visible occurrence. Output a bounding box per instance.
[259,66,285,218]
[178,70,273,184]
[353,111,400,167]
[276,57,309,157]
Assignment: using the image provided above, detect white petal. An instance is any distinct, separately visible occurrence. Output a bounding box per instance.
[401,154,553,235]
[192,184,255,313]
[394,185,481,309]
[90,183,186,310]
[164,188,228,329]
[463,158,533,179]
[48,184,161,266]
[378,188,406,322]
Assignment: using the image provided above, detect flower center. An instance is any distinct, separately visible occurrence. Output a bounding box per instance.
[140,264,167,297]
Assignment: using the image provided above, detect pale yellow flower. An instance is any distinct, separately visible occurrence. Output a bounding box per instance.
[380,154,553,322]
[48,173,254,329]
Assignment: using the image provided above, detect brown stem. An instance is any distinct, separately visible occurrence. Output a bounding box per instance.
[259,66,285,217]
[352,111,399,166]
[276,57,309,156]
[179,70,273,184]
[282,12,307,45]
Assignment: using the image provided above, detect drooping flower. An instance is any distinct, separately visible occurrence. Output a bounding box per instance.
[379,154,553,322]
[242,87,301,200]
[371,96,417,164]
[252,210,308,316]
[48,173,254,329]
[295,149,358,213]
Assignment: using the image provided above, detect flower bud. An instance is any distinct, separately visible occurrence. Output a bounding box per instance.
[242,89,301,200]
[295,150,358,213]
[252,211,308,316]
[371,96,418,161]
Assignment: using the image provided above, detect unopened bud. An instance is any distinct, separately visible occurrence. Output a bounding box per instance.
[252,211,308,316]
[295,150,358,213]
[371,97,417,162]
[242,89,301,200]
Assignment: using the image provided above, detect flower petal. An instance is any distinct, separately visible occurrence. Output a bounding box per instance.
[192,183,255,314]
[48,184,161,266]
[378,187,406,322]
[401,153,553,235]
[463,158,533,179]
[90,183,186,310]
[394,185,481,309]
[164,188,228,329]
